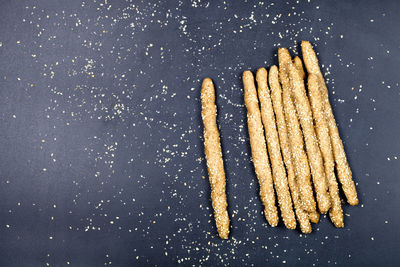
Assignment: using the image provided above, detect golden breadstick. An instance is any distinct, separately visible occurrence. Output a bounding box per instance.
[308,211,320,224]
[268,65,311,233]
[287,61,331,213]
[256,68,296,230]
[201,78,230,239]
[278,49,316,213]
[301,41,358,206]
[243,71,279,226]
[308,74,344,227]
[293,56,306,80]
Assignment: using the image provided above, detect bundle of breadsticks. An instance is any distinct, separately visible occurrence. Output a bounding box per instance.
[201,41,358,238]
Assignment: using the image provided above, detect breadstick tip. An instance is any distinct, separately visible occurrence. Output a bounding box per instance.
[269,65,278,73]
[243,70,253,79]
[220,232,229,239]
[278,48,292,64]
[201,78,215,102]
[348,198,359,206]
[308,211,320,224]
[201,77,213,88]
[256,67,267,76]
[293,56,306,79]
[202,77,213,86]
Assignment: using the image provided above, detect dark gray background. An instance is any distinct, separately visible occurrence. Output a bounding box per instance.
[0,0,399,266]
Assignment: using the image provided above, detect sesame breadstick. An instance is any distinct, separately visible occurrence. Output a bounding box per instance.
[293,56,306,80]
[287,61,331,213]
[268,65,311,233]
[243,71,279,226]
[308,74,344,227]
[278,49,316,213]
[301,41,358,206]
[308,211,320,224]
[201,78,230,239]
[256,68,296,230]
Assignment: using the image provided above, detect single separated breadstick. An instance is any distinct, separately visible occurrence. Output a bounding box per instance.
[256,68,296,230]
[301,41,358,206]
[201,78,230,239]
[278,49,316,213]
[243,71,279,226]
[287,61,331,213]
[293,56,306,79]
[308,74,344,227]
[268,65,311,233]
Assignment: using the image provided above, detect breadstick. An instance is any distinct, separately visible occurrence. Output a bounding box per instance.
[268,65,311,233]
[308,211,320,224]
[256,68,296,230]
[287,61,331,213]
[278,48,316,213]
[301,41,358,206]
[201,78,230,239]
[243,71,279,226]
[293,56,306,80]
[308,74,344,227]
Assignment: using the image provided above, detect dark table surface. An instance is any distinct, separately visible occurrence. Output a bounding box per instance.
[0,0,399,266]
